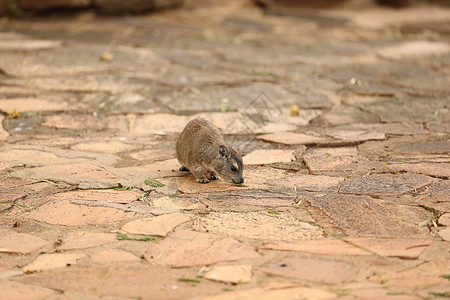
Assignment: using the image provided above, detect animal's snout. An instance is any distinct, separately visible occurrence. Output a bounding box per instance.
[235,178,244,184]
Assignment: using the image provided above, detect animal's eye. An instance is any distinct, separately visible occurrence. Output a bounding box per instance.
[231,166,237,172]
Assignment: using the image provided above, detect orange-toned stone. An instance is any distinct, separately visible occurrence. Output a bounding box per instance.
[25,200,134,226]
[257,132,326,145]
[121,213,191,237]
[0,281,54,300]
[0,230,51,254]
[22,253,86,273]
[90,249,140,264]
[50,189,140,204]
[58,232,117,250]
[28,163,118,179]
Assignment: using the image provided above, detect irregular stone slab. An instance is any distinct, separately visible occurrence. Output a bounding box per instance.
[327,130,386,143]
[0,281,54,300]
[42,115,117,130]
[0,149,59,165]
[0,115,9,141]
[121,213,191,237]
[277,175,344,191]
[306,147,358,156]
[438,227,450,242]
[204,265,252,284]
[422,181,449,202]
[23,253,86,273]
[304,154,368,174]
[193,211,322,241]
[309,194,419,236]
[378,259,450,288]
[0,194,26,202]
[151,196,203,210]
[160,176,245,194]
[129,148,175,161]
[322,105,378,125]
[257,132,326,145]
[438,213,450,226]
[25,200,134,226]
[50,189,141,204]
[90,249,140,264]
[243,167,289,189]
[71,141,134,154]
[144,230,260,267]
[390,141,450,155]
[377,41,450,60]
[388,163,450,178]
[261,258,357,284]
[0,231,51,254]
[0,98,73,113]
[17,264,225,299]
[200,286,336,300]
[351,288,420,300]
[0,177,38,189]
[206,190,295,207]
[339,174,433,196]
[260,238,432,259]
[333,123,428,135]
[129,114,189,135]
[27,163,118,179]
[243,149,295,165]
[0,39,61,51]
[145,158,180,174]
[58,232,117,250]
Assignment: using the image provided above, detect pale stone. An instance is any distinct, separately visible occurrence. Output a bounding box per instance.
[71,142,134,154]
[23,253,86,273]
[257,132,326,145]
[0,98,73,113]
[0,115,9,141]
[243,149,295,165]
[0,281,54,300]
[58,232,116,250]
[50,189,141,204]
[121,213,191,237]
[0,231,51,254]
[438,227,450,242]
[277,175,344,191]
[90,249,140,264]
[377,41,450,60]
[204,265,252,284]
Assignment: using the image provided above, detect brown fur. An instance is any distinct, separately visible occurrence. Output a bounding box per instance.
[176,117,244,184]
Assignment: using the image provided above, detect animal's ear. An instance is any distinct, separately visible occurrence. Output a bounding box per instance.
[219,145,230,157]
[231,146,239,154]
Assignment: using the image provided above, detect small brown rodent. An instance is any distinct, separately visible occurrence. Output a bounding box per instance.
[176,117,244,184]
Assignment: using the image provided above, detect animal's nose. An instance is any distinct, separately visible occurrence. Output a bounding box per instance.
[239,178,244,184]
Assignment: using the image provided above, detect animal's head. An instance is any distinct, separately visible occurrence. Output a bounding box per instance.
[212,145,244,184]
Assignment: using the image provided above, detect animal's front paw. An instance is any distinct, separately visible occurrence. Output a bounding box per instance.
[197,178,210,184]
[209,173,220,180]
[179,166,189,171]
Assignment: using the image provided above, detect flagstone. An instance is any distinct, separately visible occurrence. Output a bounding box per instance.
[0,98,73,113]
[0,39,61,51]
[257,132,326,145]
[377,259,450,288]
[25,200,134,226]
[25,163,118,179]
[277,175,344,191]
[41,115,117,130]
[438,213,450,226]
[322,105,378,125]
[423,181,450,202]
[16,264,225,299]
[151,196,203,210]
[339,174,433,196]
[260,238,432,259]
[0,194,26,202]
[57,232,117,250]
[0,231,52,254]
[390,141,450,155]
[0,280,55,300]
[388,163,450,178]
[438,228,450,242]
[49,189,141,204]
[309,194,419,236]
[351,288,420,300]
[160,176,245,194]
[89,249,140,264]
[205,189,295,208]
[243,149,295,165]
[327,130,386,143]
[0,177,39,189]
[203,265,252,284]
[144,230,260,267]
[261,258,358,284]
[0,149,59,165]
[129,114,189,135]
[22,253,86,273]
[304,154,368,174]
[200,286,337,300]
[377,41,450,60]
[193,211,322,241]
[121,213,191,237]
[71,142,134,154]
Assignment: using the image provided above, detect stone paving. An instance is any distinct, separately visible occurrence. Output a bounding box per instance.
[0,1,450,299]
